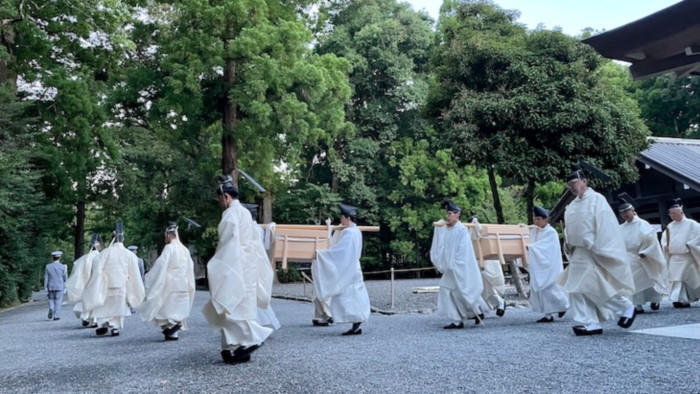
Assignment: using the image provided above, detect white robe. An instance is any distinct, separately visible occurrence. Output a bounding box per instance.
[202,200,273,348]
[254,223,281,330]
[66,249,100,321]
[662,217,700,302]
[82,242,145,329]
[528,224,569,314]
[620,216,668,305]
[430,221,484,322]
[481,260,505,310]
[138,239,196,328]
[312,224,370,324]
[559,188,634,324]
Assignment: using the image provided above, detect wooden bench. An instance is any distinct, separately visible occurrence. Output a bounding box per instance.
[261,223,380,271]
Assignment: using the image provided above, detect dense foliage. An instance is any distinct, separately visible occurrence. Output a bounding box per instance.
[0,0,679,306]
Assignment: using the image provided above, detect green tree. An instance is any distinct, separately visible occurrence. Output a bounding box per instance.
[427,1,649,224]
[310,0,463,266]
[633,75,700,138]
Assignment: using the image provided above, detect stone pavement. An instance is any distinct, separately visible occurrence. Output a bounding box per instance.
[0,288,698,393]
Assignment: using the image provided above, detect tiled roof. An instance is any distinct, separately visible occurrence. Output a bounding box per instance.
[639,137,700,191]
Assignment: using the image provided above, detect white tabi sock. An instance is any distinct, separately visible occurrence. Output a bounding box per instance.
[622,304,635,319]
[584,323,602,330]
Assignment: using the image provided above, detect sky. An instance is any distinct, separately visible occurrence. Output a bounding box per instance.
[405,0,682,36]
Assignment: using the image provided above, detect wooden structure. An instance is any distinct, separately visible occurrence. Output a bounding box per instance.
[434,221,531,297]
[466,223,530,269]
[583,1,700,79]
[549,138,700,227]
[261,223,380,271]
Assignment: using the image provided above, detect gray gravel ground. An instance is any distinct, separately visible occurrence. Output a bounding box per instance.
[1,286,698,393]
[275,278,528,313]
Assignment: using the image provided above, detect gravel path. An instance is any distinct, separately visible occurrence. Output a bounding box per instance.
[273,278,528,313]
[1,288,698,393]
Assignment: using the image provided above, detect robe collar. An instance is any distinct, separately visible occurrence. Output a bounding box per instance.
[575,187,595,201]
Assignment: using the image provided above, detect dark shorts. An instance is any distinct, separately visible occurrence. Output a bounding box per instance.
[47,290,62,300]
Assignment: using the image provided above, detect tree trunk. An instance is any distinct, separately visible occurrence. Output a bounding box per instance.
[525,178,535,225]
[487,166,504,224]
[0,24,17,91]
[221,41,238,187]
[74,200,86,260]
[262,192,272,223]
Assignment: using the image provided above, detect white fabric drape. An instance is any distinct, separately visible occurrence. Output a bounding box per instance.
[202,200,273,348]
[311,224,370,323]
[527,224,569,314]
[620,215,668,304]
[430,221,484,321]
[559,188,633,324]
[138,238,196,327]
[82,242,145,329]
[66,249,100,320]
[662,217,700,302]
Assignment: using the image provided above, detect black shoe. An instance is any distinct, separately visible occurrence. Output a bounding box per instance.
[48,310,53,320]
[572,325,603,336]
[443,322,464,329]
[617,309,637,329]
[312,320,329,327]
[496,304,506,317]
[82,320,90,327]
[681,302,691,308]
[650,302,660,311]
[221,350,251,364]
[536,316,554,323]
[472,313,485,325]
[558,311,566,318]
[342,327,363,335]
[672,302,684,309]
[163,323,182,337]
[111,328,120,336]
[328,317,334,324]
[53,317,60,320]
[89,323,98,328]
[164,334,179,341]
[233,343,262,357]
[96,327,108,336]
[634,306,645,314]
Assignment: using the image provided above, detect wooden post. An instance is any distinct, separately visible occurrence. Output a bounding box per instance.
[282,235,289,272]
[390,267,395,309]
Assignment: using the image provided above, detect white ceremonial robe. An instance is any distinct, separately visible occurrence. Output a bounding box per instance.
[311,224,370,324]
[620,216,668,305]
[662,217,700,303]
[431,221,484,322]
[528,224,569,314]
[558,188,634,325]
[82,242,145,329]
[66,249,100,322]
[481,260,505,310]
[138,238,196,329]
[202,200,274,349]
[253,223,281,330]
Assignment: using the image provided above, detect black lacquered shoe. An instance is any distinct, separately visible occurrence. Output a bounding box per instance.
[496,304,506,317]
[443,322,464,329]
[96,326,108,336]
[650,302,660,311]
[558,311,566,318]
[536,316,554,323]
[617,310,637,329]
[572,325,603,336]
[221,350,251,364]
